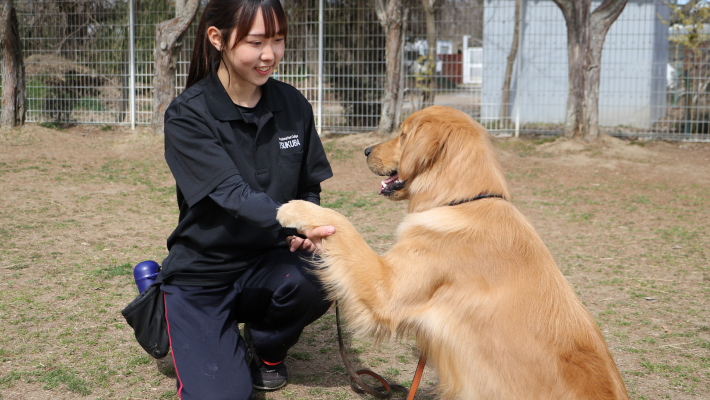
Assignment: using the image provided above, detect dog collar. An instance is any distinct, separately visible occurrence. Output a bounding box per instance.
[448,193,505,206]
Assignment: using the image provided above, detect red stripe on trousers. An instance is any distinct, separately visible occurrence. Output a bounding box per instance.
[164,292,184,399]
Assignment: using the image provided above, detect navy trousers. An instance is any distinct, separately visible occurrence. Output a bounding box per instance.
[162,249,331,400]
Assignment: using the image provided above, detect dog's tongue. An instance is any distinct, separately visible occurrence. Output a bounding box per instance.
[379,174,399,195]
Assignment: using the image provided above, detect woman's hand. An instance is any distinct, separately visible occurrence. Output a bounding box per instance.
[287,225,335,254]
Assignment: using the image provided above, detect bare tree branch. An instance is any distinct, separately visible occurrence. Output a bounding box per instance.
[591,0,627,34]
[374,0,388,30]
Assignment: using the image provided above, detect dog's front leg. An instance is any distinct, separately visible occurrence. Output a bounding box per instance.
[277,200,395,335]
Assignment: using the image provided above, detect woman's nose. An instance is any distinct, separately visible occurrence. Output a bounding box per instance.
[262,45,274,61]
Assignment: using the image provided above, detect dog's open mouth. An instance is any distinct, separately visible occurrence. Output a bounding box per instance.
[379,172,406,196]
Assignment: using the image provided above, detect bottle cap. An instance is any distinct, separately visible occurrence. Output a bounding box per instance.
[134,260,160,293]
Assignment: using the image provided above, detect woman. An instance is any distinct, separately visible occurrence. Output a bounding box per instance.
[157,0,334,398]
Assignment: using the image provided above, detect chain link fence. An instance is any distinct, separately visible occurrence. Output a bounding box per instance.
[1,0,708,141]
[4,0,195,125]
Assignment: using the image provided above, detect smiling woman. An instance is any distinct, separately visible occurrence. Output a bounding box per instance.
[204,7,285,106]
[152,0,336,399]
[185,0,287,92]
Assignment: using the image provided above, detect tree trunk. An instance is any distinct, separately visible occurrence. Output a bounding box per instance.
[152,0,200,135]
[554,0,591,139]
[554,0,627,140]
[394,9,408,126]
[421,0,437,107]
[1,0,26,128]
[175,0,185,13]
[375,0,404,136]
[585,0,628,140]
[500,0,521,122]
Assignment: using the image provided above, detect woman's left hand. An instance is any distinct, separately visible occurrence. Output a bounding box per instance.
[287,226,335,253]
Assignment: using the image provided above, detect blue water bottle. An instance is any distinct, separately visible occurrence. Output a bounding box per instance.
[133,260,161,293]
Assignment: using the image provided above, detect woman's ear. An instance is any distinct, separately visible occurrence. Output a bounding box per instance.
[206,26,223,51]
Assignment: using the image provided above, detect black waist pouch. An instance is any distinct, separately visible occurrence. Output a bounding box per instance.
[121,282,169,359]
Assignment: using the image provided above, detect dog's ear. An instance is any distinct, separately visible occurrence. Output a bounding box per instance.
[399,115,448,179]
[399,106,512,202]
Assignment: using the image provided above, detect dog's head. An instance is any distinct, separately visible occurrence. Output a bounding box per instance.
[365,106,511,212]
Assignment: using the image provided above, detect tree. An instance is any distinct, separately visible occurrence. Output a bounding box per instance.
[325,0,385,129]
[374,0,406,135]
[1,0,26,128]
[666,0,708,27]
[152,0,200,135]
[553,0,628,141]
[420,0,438,107]
[500,0,521,123]
[662,0,710,134]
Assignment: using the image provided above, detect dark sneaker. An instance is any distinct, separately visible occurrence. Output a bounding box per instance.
[249,357,288,391]
[243,324,288,391]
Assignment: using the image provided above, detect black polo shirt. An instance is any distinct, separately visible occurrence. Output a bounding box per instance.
[160,70,332,284]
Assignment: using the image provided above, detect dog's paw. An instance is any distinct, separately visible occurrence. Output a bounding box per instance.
[277,200,324,231]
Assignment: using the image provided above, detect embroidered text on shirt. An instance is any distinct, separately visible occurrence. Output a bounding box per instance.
[279,135,301,149]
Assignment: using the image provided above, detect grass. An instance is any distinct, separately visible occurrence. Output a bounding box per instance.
[90,262,134,278]
[322,141,355,161]
[321,189,383,217]
[0,126,708,399]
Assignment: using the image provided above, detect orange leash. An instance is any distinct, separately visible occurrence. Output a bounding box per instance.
[336,301,426,399]
[406,354,427,400]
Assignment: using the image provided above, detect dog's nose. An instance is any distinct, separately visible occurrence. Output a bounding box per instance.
[364,147,372,157]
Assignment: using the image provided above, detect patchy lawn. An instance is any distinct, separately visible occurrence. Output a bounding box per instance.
[0,124,708,399]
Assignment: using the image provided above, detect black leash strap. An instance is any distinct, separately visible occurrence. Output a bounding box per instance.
[336,301,425,399]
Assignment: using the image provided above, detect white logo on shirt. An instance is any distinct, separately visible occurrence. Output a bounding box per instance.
[279,135,301,150]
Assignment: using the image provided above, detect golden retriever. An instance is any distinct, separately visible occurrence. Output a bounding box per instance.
[277,106,628,399]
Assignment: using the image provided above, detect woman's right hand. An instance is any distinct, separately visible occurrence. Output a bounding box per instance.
[287,226,335,254]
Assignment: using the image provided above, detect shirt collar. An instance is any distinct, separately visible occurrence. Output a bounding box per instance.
[203,64,283,121]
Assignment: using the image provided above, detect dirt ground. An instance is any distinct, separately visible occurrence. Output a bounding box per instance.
[0,123,708,400]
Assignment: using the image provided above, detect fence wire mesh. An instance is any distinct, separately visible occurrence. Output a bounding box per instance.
[16,0,135,125]
[1,0,708,141]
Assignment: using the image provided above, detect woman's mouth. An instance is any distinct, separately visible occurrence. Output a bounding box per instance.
[255,66,272,75]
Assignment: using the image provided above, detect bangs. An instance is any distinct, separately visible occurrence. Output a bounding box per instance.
[232,0,288,47]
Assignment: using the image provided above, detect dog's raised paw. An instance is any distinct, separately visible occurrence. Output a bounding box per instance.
[277,200,321,230]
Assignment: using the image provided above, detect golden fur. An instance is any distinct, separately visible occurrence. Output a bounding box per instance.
[277,106,629,399]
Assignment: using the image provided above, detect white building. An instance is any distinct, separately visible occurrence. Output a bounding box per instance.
[481,0,670,129]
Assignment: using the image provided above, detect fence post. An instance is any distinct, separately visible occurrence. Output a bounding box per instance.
[317,0,324,135]
[129,0,136,130]
[514,0,523,138]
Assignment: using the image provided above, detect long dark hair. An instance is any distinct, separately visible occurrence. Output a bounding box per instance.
[185,0,288,89]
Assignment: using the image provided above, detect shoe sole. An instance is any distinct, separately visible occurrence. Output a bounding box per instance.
[245,324,288,392]
[252,381,288,391]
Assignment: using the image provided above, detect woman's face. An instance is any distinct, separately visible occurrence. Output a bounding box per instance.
[218,9,285,89]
